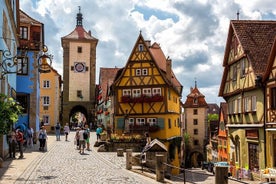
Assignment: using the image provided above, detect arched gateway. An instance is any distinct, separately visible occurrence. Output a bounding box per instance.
[61,7,98,128]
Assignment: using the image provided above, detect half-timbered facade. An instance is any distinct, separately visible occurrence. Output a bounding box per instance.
[219,20,276,171]
[112,33,183,174]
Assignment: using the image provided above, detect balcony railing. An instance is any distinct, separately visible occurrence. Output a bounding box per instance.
[121,95,163,103]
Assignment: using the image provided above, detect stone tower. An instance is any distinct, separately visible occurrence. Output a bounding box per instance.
[61,7,98,127]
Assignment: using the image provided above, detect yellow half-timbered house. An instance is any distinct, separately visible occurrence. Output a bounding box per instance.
[112,33,183,174]
[219,20,276,171]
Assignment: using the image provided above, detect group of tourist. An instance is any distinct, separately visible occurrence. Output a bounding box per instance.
[74,125,91,154]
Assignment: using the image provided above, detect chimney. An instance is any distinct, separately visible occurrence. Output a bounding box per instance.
[166,56,172,82]
[145,40,151,48]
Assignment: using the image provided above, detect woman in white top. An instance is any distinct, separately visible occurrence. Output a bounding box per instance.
[64,123,70,141]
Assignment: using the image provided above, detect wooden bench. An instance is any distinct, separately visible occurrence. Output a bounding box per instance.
[260,168,276,182]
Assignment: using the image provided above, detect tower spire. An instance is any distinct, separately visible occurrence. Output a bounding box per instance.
[76,6,83,26]
[195,77,197,88]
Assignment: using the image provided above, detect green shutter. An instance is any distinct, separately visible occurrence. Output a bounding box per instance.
[117,118,124,129]
[157,118,165,129]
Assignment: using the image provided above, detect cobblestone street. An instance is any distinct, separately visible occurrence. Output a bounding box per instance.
[0,132,262,184]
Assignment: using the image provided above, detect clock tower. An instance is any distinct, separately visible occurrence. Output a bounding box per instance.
[61,7,98,127]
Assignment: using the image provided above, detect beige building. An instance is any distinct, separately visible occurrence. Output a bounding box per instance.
[61,8,98,127]
[40,65,62,133]
[183,82,208,168]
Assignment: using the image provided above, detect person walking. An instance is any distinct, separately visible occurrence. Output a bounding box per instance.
[38,126,47,151]
[55,122,61,141]
[96,125,102,141]
[8,129,17,159]
[64,123,70,141]
[74,127,80,149]
[15,129,24,159]
[84,125,90,151]
[26,126,34,148]
[78,127,85,154]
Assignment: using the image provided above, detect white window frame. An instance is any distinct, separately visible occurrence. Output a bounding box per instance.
[43,80,50,88]
[147,118,157,126]
[136,69,141,76]
[132,89,141,98]
[237,98,241,113]
[152,88,161,96]
[252,96,257,112]
[43,96,50,106]
[123,89,131,96]
[143,88,151,97]
[136,118,145,125]
[244,97,251,112]
[138,44,144,52]
[129,118,134,125]
[20,26,28,39]
[142,68,148,75]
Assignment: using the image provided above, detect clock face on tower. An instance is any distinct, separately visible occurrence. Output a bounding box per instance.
[74,62,86,72]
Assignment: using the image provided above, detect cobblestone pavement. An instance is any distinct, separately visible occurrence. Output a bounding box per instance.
[0,131,263,184]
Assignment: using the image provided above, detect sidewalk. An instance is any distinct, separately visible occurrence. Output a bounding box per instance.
[0,133,56,183]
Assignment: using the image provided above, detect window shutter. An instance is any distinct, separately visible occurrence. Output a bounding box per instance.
[157,118,165,129]
[117,118,124,129]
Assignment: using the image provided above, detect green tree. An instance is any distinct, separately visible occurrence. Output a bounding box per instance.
[208,113,219,122]
[0,94,23,134]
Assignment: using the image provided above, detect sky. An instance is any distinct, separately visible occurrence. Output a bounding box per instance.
[20,0,276,105]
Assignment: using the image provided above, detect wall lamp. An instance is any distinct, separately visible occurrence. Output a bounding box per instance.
[0,48,27,79]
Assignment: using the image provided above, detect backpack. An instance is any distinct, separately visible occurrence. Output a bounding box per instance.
[55,124,60,130]
[83,131,88,139]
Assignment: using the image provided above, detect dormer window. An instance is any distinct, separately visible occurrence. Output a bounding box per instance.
[193,98,198,104]
[138,44,143,52]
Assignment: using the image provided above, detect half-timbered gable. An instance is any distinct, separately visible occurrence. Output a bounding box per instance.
[219,20,276,171]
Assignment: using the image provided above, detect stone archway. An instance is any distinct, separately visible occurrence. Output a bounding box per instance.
[189,151,204,168]
[69,105,88,128]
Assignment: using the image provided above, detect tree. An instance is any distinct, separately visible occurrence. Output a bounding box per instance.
[0,94,23,134]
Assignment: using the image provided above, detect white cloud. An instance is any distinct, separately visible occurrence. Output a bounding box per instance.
[20,0,276,104]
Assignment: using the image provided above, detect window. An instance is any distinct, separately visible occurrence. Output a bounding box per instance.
[152,88,161,96]
[193,109,198,115]
[233,100,236,114]
[244,97,251,112]
[77,46,82,53]
[43,80,50,88]
[233,65,237,81]
[129,118,134,125]
[193,119,198,125]
[271,88,276,109]
[168,119,171,129]
[132,89,141,98]
[136,69,141,76]
[20,27,28,39]
[16,94,28,114]
[136,118,145,125]
[77,90,83,99]
[194,98,198,104]
[138,44,143,52]
[42,96,50,106]
[123,89,131,96]
[194,139,199,146]
[241,59,246,77]
[42,115,50,125]
[142,69,148,75]
[143,88,151,97]
[237,98,241,113]
[147,118,157,126]
[252,96,257,112]
[17,57,28,75]
[194,129,198,135]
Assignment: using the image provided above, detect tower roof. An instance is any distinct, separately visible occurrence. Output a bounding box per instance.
[183,82,208,108]
[61,7,98,41]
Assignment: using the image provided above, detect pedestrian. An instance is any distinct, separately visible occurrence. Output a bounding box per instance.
[8,128,16,159]
[55,122,61,141]
[79,127,86,154]
[96,125,102,141]
[15,129,24,159]
[64,123,70,141]
[38,126,47,151]
[26,125,34,148]
[106,124,112,140]
[84,125,90,151]
[74,127,80,149]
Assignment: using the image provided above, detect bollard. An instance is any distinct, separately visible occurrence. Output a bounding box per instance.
[156,154,165,182]
[117,148,124,157]
[126,149,132,170]
[215,166,228,184]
